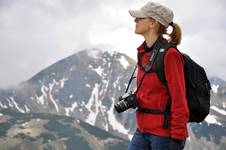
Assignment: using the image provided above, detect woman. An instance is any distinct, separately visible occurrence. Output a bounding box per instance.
[128,1,189,150]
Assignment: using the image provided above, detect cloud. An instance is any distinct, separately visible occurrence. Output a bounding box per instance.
[0,0,103,88]
[174,0,226,79]
[0,0,225,88]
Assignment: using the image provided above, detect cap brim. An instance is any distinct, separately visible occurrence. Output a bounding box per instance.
[129,10,147,18]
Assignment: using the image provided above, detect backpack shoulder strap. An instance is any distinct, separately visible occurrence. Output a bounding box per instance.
[155,43,176,85]
[154,43,176,128]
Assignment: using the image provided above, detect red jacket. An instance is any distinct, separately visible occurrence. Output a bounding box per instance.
[135,41,189,140]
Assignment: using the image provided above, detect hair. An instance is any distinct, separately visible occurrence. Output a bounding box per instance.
[158,22,182,46]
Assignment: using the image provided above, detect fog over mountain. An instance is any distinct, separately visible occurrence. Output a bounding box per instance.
[0,0,226,88]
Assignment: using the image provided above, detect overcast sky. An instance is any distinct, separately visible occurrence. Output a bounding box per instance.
[0,0,225,88]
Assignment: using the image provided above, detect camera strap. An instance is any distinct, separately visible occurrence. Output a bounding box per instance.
[135,48,160,94]
[125,36,163,95]
[125,64,138,93]
[124,37,163,95]
[135,37,162,95]
[125,52,145,93]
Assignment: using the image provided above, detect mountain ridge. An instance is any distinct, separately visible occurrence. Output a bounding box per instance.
[0,48,226,150]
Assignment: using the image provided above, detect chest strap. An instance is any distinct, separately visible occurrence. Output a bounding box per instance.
[136,97,171,129]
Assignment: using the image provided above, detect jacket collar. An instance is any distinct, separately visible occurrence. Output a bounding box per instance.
[137,36,166,53]
[137,41,146,53]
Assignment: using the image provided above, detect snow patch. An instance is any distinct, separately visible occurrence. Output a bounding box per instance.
[119,55,129,69]
[10,97,25,113]
[60,77,68,88]
[211,84,219,93]
[223,103,226,109]
[81,101,86,107]
[85,83,100,125]
[37,95,45,105]
[7,98,14,107]
[69,95,74,99]
[107,97,129,135]
[99,79,109,95]
[211,106,226,115]
[48,80,59,112]
[103,123,109,131]
[86,84,91,88]
[70,102,78,111]
[0,113,3,116]
[99,79,109,96]
[205,114,222,125]
[93,66,104,76]
[89,64,104,76]
[88,64,92,68]
[37,85,48,105]
[24,105,30,112]
[0,102,8,109]
[30,96,34,101]
[113,76,121,89]
[65,102,78,116]
[108,62,111,68]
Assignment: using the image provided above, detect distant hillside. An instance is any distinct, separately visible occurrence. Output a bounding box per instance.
[0,108,128,150]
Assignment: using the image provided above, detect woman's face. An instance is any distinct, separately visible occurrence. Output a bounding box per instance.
[134,18,157,35]
[134,18,151,34]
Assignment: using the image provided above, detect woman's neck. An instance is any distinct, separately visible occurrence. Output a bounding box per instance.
[143,32,159,48]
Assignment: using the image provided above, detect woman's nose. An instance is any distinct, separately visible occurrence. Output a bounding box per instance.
[134,18,139,23]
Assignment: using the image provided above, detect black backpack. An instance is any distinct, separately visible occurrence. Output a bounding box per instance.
[155,44,212,123]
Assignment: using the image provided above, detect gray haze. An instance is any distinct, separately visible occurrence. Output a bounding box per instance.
[0,0,226,88]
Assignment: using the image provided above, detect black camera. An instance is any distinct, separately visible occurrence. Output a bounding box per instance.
[114,92,138,113]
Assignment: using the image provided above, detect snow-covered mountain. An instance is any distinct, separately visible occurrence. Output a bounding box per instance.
[210,77,226,87]
[0,49,226,149]
[0,49,137,139]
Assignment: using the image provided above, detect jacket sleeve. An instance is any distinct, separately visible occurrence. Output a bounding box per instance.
[164,48,189,140]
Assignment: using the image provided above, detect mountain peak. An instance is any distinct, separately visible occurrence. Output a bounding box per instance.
[209,76,226,86]
[78,48,115,59]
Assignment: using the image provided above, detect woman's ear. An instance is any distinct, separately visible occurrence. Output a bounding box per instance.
[149,20,158,29]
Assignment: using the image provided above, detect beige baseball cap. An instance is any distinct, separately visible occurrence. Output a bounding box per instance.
[129,1,174,27]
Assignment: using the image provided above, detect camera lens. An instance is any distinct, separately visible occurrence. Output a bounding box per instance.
[114,94,138,113]
[114,100,128,113]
